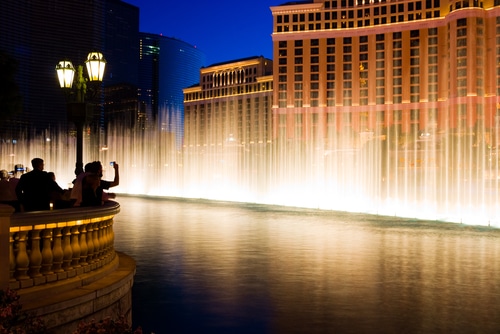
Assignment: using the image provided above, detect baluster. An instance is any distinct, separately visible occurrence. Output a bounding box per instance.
[79,225,88,265]
[52,227,64,273]
[98,221,105,257]
[9,232,16,282]
[92,222,101,261]
[29,230,42,277]
[108,219,115,252]
[86,223,94,263]
[70,226,81,267]
[101,221,108,257]
[41,229,53,275]
[101,221,109,256]
[62,227,73,270]
[15,231,30,280]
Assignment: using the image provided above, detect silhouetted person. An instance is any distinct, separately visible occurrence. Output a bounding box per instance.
[96,161,119,202]
[15,158,60,211]
[81,172,102,207]
[48,171,71,209]
[0,169,18,210]
[70,162,95,207]
[8,164,25,196]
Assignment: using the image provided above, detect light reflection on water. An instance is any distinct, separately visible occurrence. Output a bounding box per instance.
[113,196,500,334]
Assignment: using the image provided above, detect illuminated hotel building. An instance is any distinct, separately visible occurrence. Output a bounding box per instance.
[183,56,273,148]
[270,0,500,146]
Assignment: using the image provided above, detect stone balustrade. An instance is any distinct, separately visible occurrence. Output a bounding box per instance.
[0,201,136,332]
[0,201,120,290]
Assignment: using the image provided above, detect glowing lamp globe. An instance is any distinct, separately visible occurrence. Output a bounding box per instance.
[55,60,75,88]
[85,52,106,82]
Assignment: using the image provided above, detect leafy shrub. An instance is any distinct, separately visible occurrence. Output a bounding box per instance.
[72,316,142,334]
[0,288,47,334]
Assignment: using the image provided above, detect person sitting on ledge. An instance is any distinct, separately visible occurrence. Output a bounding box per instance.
[96,161,119,202]
[48,171,72,209]
[0,169,19,211]
[8,164,25,196]
[79,161,119,206]
[81,171,102,207]
[70,162,93,207]
[15,158,61,212]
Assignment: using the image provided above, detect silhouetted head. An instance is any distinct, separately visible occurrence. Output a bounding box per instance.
[31,158,44,171]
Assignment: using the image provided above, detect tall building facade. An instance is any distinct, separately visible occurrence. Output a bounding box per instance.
[183,56,273,193]
[139,33,206,144]
[183,56,274,148]
[0,0,139,134]
[0,0,106,133]
[103,0,140,129]
[270,0,500,148]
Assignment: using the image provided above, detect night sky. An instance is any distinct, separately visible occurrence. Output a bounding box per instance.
[125,0,278,65]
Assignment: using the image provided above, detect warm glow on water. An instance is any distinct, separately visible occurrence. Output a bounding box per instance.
[114,196,500,333]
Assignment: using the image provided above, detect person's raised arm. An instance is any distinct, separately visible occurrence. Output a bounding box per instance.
[109,162,119,188]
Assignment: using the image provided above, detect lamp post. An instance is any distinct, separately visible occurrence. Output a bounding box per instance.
[55,52,106,176]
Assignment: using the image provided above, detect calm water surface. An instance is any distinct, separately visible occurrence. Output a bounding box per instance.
[113,196,500,334]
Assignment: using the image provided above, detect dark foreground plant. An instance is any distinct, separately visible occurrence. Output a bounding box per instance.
[72,316,142,334]
[0,288,47,334]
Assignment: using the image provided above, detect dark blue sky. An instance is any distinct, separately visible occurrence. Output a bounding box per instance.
[125,0,278,65]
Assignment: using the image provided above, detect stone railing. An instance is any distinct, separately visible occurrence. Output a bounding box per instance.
[0,201,120,290]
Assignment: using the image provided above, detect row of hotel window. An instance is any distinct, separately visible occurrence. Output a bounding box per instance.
[276,11,440,31]
[276,20,491,107]
[186,104,481,127]
[277,0,440,24]
[274,0,493,31]
[201,67,259,87]
[278,0,484,14]
[184,99,270,142]
[186,82,273,102]
[323,0,440,8]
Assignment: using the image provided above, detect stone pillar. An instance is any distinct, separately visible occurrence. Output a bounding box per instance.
[0,204,15,289]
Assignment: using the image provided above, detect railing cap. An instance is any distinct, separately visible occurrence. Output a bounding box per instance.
[10,201,120,228]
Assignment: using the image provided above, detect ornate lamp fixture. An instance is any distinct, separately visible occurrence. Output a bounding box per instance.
[55,52,107,175]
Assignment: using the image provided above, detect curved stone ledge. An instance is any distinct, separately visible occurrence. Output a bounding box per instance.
[0,202,136,332]
[9,201,121,228]
[20,252,136,333]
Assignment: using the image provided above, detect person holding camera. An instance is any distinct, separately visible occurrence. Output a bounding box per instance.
[77,161,119,206]
[99,161,119,202]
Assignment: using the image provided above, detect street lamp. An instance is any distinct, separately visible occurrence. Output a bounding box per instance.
[55,52,106,176]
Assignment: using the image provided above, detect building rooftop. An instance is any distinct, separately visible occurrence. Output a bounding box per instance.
[206,55,269,68]
[278,0,314,6]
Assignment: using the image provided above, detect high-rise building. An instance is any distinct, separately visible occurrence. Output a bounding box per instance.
[183,56,273,191]
[183,56,274,148]
[103,0,140,129]
[0,0,139,135]
[139,33,206,145]
[0,0,106,134]
[270,0,500,148]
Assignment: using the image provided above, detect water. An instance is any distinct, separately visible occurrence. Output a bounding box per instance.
[113,196,500,334]
[2,120,499,226]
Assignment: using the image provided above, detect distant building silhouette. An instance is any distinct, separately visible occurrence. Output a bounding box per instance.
[103,0,140,130]
[139,33,206,145]
[0,0,206,148]
[0,0,139,137]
